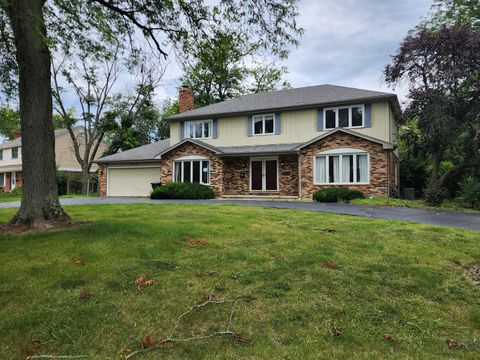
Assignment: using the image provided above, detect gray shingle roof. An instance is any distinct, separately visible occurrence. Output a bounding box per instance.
[0,128,72,149]
[95,139,170,163]
[217,143,302,155]
[167,84,397,121]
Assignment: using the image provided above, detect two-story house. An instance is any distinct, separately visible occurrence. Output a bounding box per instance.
[0,127,108,192]
[96,84,400,198]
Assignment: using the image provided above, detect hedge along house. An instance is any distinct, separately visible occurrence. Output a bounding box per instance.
[96,85,401,198]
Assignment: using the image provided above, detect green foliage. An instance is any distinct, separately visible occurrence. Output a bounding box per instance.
[56,170,73,196]
[313,187,364,203]
[427,0,480,29]
[385,26,480,203]
[11,186,22,195]
[398,120,430,193]
[0,107,19,139]
[181,31,293,107]
[459,176,480,209]
[150,182,215,199]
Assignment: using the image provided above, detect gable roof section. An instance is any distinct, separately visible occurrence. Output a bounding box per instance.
[95,139,171,163]
[167,84,399,121]
[154,139,222,158]
[0,128,74,150]
[294,128,394,150]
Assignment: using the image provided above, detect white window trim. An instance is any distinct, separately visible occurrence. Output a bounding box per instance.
[252,114,275,136]
[10,171,16,189]
[184,120,213,140]
[249,156,279,191]
[324,104,365,130]
[11,147,19,159]
[313,150,370,185]
[173,159,210,185]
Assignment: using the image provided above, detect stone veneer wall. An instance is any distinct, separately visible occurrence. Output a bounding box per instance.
[98,164,107,197]
[299,132,390,198]
[222,154,299,196]
[159,142,224,195]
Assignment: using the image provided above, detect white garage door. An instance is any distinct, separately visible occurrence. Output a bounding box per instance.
[108,167,161,197]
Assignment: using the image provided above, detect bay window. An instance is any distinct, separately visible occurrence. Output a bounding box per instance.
[324,105,364,129]
[314,150,369,184]
[185,120,212,139]
[174,159,210,184]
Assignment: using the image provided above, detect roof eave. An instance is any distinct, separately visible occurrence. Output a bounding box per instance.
[166,94,398,121]
[94,158,160,164]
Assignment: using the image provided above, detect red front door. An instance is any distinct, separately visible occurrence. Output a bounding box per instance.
[251,160,263,190]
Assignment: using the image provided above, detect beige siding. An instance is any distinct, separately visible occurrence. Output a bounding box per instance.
[170,100,394,147]
[55,130,109,172]
[0,147,22,167]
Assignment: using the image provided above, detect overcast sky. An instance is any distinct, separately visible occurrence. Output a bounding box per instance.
[156,0,433,105]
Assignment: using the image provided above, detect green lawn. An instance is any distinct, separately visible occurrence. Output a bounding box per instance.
[0,204,479,359]
[0,194,95,202]
[351,197,479,213]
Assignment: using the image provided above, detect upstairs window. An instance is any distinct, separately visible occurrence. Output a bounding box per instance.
[0,150,3,160]
[253,114,275,135]
[324,105,364,130]
[11,147,19,159]
[185,120,212,139]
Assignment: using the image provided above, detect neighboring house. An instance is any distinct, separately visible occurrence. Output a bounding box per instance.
[96,84,400,198]
[0,127,108,192]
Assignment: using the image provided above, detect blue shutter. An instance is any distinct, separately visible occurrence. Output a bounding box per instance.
[212,118,218,138]
[180,121,185,140]
[317,108,324,131]
[247,115,253,136]
[274,112,281,135]
[364,104,372,128]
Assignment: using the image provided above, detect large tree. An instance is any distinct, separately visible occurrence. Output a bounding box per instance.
[0,0,302,226]
[52,48,164,190]
[385,25,480,204]
[181,30,294,107]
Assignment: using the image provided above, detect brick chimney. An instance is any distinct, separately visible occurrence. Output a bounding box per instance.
[178,87,194,113]
[11,129,21,138]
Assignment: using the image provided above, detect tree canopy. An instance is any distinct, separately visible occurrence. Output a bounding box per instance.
[0,0,303,226]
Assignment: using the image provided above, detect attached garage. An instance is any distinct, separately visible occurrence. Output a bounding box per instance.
[95,139,171,197]
[107,166,160,197]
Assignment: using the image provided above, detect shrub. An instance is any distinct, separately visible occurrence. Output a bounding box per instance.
[150,182,215,200]
[459,176,480,210]
[313,187,364,203]
[11,186,23,195]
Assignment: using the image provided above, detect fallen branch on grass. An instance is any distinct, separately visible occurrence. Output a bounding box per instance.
[124,290,246,359]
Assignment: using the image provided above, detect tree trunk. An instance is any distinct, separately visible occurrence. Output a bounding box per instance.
[6,0,70,226]
[424,149,446,206]
[81,168,90,194]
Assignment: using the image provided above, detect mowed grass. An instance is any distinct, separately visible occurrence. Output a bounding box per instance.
[0,204,479,359]
[351,197,479,213]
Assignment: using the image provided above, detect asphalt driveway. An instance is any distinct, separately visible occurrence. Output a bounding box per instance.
[0,197,478,231]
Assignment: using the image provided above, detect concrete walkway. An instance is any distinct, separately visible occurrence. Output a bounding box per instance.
[0,197,479,231]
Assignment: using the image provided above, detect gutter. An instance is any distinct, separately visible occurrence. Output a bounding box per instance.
[166,94,399,122]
